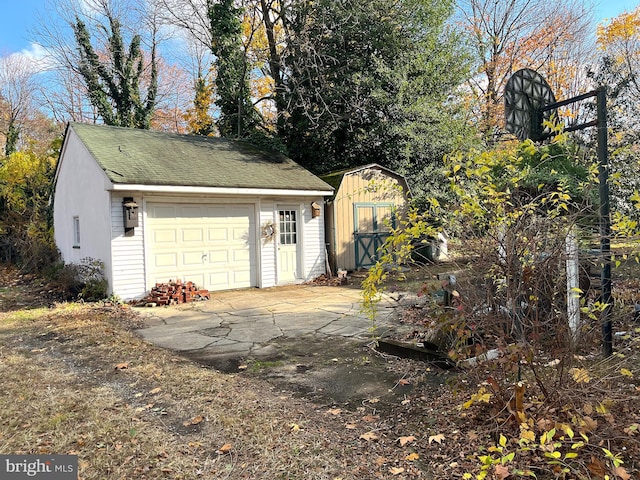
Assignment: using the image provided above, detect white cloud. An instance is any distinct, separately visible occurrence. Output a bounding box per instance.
[13,42,57,72]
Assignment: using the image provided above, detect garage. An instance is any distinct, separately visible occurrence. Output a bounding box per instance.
[146,202,257,291]
[54,123,334,300]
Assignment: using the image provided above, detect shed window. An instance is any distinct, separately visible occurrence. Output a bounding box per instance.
[73,216,80,248]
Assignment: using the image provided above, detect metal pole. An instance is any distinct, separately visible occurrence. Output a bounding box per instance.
[597,87,613,357]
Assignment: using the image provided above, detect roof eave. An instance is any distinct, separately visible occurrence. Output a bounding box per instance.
[110,184,333,197]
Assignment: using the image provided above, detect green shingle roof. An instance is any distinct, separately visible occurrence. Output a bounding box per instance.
[68,122,333,192]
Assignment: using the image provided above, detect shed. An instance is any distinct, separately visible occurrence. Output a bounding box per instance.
[321,164,411,272]
[53,122,333,301]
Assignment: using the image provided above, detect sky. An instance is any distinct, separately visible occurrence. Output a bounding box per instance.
[0,0,638,58]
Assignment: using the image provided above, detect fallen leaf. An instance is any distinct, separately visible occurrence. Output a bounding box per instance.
[389,467,404,475]
[398,435,417,447]
[580,416,598,433]
[114,362,129,370]
[374,457,387,467]
[428,433,445,445]
[398,379,411,385]
[327,408,342,415]
[345,423,357,429]
[362,415,379,422]
[570,367,590,383]
[520,430,536,442]
[494,464,510,480]
[620,368,634,378]
[290,423,301,432]
[217,443,232,454]
[614,466,631,480]
[401,399,411,405]
[405,453,420,461]
[360,431,379,441]
[368,398,380,404]
[587,457,606,477]
[183,416,204,426]
[149,387,162,395]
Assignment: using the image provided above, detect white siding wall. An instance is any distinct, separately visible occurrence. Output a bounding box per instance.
[258,199,277,288]
[56,143,329,298]
[53,130,113,287]
[110,193,146,300]
[302,196,327,281]
[255,195,328,287]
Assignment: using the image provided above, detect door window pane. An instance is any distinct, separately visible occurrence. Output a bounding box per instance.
[279,210,297,245]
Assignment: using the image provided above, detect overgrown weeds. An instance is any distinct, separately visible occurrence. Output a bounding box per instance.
[363,136,640,478]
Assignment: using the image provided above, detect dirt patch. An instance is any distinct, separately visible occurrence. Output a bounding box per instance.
[181,333,451,409]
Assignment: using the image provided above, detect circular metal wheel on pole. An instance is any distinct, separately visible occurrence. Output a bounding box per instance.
[504,69,613,357]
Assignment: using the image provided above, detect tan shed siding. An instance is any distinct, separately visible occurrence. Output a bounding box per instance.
[110,194,147,300]
[333,168,409,271]
[302,198,327,280]
[259,199,277,287]
[324,199,337,273]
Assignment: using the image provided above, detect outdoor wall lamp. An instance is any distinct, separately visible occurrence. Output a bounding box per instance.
[122,197,139,236]
[311,201,321,218]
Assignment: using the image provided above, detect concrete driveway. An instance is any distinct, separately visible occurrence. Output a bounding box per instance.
[135,284,408,361]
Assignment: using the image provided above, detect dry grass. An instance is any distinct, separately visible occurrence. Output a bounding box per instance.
[0,304,362,479]
[2,264,640,479]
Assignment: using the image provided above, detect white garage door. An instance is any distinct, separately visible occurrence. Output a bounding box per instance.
[146,203,257,291]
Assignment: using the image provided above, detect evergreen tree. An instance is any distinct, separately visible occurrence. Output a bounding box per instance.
[279,0,474,202]
[208,0,259,138]
[73,13,158,129]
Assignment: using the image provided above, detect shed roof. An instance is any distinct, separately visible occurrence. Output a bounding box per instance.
[320,163,410,200]
[65,122,333,192]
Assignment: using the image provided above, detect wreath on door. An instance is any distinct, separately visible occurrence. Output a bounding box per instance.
[261,220,277,242]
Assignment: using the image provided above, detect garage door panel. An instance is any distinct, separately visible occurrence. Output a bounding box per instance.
[147,202,256,291]
[232,228,250,242]
[182,251,206,265]
[153,229,177,244]
[233,271,251,283]
[233,248,251,262]
[208,249,230,264]
[182,229,203,242]
[154,253,178,268]
[205,205,225,215]
[207,228,228,241]
[151,205,177,219]
[179,205,203,218]
[208,272,231,289]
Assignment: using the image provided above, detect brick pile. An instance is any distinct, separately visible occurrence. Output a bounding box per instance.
[146,280,210,306]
